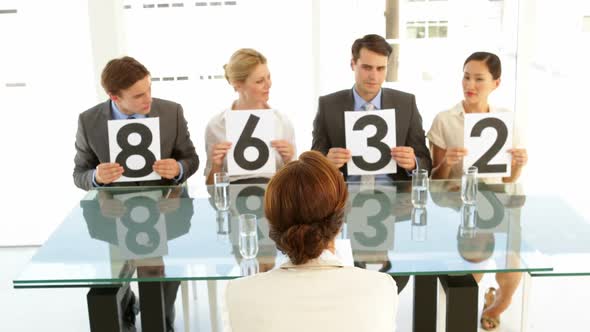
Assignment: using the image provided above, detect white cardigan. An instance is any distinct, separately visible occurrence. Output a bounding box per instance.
[223,250,398,332]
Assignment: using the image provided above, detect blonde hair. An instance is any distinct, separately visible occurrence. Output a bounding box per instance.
[223,48,267,85]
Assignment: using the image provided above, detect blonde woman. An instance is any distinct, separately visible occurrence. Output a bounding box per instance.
[204,48,296,184]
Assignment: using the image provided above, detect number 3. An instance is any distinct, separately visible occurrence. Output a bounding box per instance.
[352,115,391,171]
[352,190,390,247]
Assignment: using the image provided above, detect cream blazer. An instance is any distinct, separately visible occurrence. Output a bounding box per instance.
[223,250,398,332]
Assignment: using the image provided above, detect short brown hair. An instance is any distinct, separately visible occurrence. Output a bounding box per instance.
[265,151,348,265]
[223,48,267,85]
[351,34,392,62]
[101,56,150,96]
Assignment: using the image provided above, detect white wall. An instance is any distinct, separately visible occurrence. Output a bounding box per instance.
[1,0,589,245]
[0,0,95,245]
[516,0,590,219]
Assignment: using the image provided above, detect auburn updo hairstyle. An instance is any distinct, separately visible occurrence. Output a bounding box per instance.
[265,151,348,265]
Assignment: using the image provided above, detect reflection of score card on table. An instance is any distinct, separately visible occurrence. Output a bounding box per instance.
[114,190,168,259]
[347,184,396,251]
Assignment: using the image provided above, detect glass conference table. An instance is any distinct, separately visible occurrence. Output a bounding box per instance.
[14,180,561,332]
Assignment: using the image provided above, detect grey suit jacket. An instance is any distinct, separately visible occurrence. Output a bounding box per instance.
[73,98,199,190]
[311,88,432,180]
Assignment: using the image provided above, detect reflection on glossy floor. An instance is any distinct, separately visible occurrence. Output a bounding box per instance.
[2,247,588,331]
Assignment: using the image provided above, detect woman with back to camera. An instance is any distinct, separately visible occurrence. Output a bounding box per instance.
[428,52,527,330]
[223,151,399,332]
[204,48,296,184]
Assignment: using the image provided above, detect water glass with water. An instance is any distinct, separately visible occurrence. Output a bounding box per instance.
[459,204,478,238]
[411,207,428,241]
[461,166,478,205]
[240,258,260,276]
[214,172,230,211]
[239,214,259,259]
[216,210,230,242]
[411,169,429,208]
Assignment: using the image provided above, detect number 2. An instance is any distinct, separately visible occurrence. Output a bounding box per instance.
[471,118,508,173]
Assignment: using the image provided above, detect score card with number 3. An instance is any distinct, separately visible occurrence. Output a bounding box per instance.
[345,109,397,176]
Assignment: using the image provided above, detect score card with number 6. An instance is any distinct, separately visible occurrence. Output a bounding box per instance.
[226,110,276,176]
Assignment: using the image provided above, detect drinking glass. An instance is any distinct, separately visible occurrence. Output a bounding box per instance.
[240,258,260,276]
[459,204,478,238]
[214,172,230,211]
[411,207,428,241]
[239,214,259,259]
[461,166,478,205]
[411,169,429,208]
[216,210,230,242]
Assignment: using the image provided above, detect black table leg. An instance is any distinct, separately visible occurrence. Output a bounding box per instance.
[87,284,130,332]
[413,275,438,332]
[138,281,167,332]
[439,274,478,332]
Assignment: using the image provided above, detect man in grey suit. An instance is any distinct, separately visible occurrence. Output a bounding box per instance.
[74,56,199,191]
[312,34,432,293]
[312,34,431,180]
[73,56,198,331]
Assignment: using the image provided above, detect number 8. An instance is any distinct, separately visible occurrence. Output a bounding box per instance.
[115,123,156,178]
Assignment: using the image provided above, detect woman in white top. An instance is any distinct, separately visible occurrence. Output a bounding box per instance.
[428,52,527,183]
[204,48,296,184]
[224,151,398,332]
[428,52,527,330]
